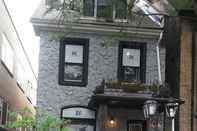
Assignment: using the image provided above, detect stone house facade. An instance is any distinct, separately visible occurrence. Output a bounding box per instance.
[31,0,170,131]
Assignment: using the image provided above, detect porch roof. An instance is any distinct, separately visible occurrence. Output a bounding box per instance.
[89,92,184,109]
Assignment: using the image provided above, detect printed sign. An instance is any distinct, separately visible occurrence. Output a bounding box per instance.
[62,107,95,119]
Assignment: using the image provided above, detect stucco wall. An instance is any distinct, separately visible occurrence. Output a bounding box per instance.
[38,32,165,116]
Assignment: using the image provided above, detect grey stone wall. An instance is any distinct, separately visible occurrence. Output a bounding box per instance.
[37,32,165,116]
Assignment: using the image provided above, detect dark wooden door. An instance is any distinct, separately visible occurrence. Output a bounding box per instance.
[127,120,146,131]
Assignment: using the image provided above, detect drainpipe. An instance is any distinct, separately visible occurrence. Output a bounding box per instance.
[156,31,163,85]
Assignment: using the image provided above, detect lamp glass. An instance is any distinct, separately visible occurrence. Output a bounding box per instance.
[143,100,157,119]
[166,103,179,118]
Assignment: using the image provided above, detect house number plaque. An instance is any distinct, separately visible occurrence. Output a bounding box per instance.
[62,107,95,119]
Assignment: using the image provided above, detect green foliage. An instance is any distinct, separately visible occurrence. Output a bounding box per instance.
[0,108,70,131]
[168,0,193,10]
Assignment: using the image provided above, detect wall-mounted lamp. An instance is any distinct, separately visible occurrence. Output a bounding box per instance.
[107,117,117,128]
[143,100,158,119]
[165,102,179,119]
[109,118,115,125]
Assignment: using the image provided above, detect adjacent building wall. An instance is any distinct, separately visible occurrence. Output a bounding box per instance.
[0,0,36,114]
[179,19,193,131]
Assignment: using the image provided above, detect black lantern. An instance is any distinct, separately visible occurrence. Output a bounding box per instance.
[165,102,179,119]
[143,100,158,119]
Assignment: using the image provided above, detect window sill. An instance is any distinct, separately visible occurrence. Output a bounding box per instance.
[80,16,128,23]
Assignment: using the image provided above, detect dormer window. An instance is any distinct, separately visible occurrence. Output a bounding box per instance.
[83,0,127,19]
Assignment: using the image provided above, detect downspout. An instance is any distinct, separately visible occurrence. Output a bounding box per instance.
[156,31,163,85]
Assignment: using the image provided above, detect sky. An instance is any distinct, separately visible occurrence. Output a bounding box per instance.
[5,0,42,77]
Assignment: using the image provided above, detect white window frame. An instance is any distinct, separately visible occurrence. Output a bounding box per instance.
[84,0,127,20]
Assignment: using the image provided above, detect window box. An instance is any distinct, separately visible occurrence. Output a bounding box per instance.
[59,38,89,86]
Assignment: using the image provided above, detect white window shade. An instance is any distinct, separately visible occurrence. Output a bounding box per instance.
[123,48,140,67]
[65,45,83,63]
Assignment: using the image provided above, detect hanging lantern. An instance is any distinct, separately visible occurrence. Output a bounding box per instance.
[143,100,158,119]
[165,102,179,119]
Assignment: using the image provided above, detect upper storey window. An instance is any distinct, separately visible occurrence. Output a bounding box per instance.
[59,38,89,86]
[83,0,127,19]
[118,41,146,83]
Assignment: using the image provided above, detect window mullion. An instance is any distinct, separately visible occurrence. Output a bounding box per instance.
[94,0,97,17]
[113,3,116,19]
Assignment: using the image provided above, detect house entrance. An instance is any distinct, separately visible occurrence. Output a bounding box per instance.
[127,120,146,131]
[61,106,96,131]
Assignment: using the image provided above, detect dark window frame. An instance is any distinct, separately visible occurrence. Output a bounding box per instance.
[118,41,146,83]
[59,38,89,86]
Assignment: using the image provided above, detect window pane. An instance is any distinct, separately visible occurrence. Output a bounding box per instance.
[65,45,83,64]
[83,0,94,16]
[97,0,113,18]
[1,34,14,73]
[115,0,127,19]
[123,67,140,82]
[123,48,141,67]
[64,65,83,82]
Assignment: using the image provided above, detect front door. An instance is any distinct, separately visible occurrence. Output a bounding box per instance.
[127,120,146,131]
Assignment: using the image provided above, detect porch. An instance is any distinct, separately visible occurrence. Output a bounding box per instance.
[89,80,184,131]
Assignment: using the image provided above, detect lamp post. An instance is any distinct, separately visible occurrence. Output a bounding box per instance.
[143,99,181,131]
[165,102,179,131]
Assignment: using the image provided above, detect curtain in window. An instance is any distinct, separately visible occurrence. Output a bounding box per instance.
[115,0,127,19]
[97,0,113,18]
[83,0,94,16]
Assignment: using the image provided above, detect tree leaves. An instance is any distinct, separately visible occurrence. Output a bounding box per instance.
[0,108,70,131]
